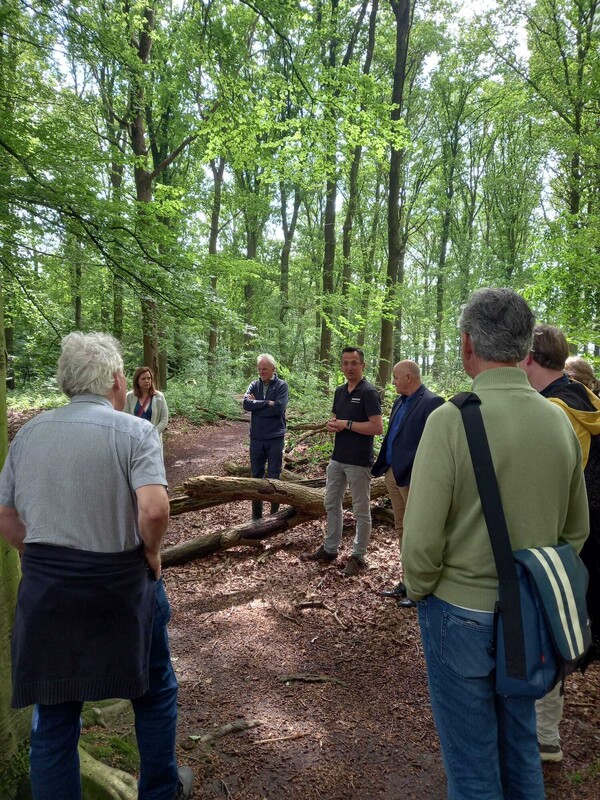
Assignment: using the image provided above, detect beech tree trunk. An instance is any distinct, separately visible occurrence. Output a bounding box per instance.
[377,0,413,388]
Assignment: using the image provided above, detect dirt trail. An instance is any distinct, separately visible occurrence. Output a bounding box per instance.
[164,418,600,799]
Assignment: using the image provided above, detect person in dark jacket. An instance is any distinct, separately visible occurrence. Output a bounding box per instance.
[372,360,444,606]
[521,324,600,762]
[243,353,289,520]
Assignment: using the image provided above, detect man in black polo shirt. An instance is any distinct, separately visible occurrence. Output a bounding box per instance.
[302,347,383,576]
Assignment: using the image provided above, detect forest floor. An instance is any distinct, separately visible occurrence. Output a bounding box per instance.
[8,408,599,799]
[159,416,600,800]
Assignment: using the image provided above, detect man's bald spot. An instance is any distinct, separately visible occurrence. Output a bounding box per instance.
[394,360,421,380]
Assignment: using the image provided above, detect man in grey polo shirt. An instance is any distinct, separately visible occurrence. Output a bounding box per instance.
[0,332,193,800]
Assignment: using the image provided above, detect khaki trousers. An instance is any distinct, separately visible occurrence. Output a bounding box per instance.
[535,682,564,747]
[384,468,409,554]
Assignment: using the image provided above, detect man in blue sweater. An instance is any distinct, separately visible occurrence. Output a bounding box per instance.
[243,353,289,520]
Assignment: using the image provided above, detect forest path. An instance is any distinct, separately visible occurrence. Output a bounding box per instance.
[162,418,600,799]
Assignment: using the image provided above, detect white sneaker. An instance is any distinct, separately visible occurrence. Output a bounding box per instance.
[539,743,563,763]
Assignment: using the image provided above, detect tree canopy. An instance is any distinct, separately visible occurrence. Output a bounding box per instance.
[1,0,598,392]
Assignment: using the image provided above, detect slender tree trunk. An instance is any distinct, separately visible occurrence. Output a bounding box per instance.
[158,333,167,390]
[113,274,124,341]
[317,0,370,387]
[341,0,378,312]
[208,157,225,377]
[318,176,337,386]
[142,297,159,384]
[357,176,383,348]
[433,139,458,378]
[377,0,413,388]
[73,262,82,329]
[279,184,301,322]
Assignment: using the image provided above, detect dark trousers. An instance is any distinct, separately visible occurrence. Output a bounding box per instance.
[29,579,179,800]
[581,508,600,644]
[250,436,284,519]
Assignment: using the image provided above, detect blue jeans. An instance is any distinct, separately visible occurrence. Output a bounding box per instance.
[323,460,372,558]
[418,595,545,800]
[29,578,179,800]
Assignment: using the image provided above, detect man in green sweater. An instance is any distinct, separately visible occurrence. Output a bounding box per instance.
[402,288,589,800]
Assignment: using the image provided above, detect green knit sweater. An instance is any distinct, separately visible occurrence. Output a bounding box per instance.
[402,367,589,611]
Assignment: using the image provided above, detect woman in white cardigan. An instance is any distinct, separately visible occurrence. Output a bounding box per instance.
[124,366,169,442]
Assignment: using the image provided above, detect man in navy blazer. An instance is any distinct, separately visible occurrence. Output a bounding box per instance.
[372,360,444,606]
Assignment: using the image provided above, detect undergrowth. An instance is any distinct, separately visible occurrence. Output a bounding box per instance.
[7,381,66,412]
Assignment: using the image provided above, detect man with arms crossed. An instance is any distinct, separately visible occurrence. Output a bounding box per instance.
[243,353,289,521]
[403,289,588,800]
[302,347,383,577]
[0,333,193,800]
[372,360,444,608]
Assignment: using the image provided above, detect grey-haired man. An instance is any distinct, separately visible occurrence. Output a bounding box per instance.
[0,332,193,800]
[243,353,289,520]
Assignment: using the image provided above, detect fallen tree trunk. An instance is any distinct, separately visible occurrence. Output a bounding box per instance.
[222,462,326,486]
[174,475,386,516]
[176,476,345,516]
[286,421,328,432]
[169,477,328,517]
[163,475,388,566]
[162,508,311,567]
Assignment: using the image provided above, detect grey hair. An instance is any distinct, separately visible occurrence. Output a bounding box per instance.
[257,353,277,369]
[459,288,535,363]
[57,332,124,398]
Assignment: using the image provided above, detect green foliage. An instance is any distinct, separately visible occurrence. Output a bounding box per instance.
[566,759,600,786]
[166,379,241,424]
[0,741,29,800]
[7,384,66,412]
[0,0,598,401]
[80,731,139,775]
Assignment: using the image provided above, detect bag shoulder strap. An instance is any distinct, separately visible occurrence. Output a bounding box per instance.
[449,392,526,679]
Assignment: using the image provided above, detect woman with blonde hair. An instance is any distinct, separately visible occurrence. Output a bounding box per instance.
[125,366,169,441]
[565,356,600,396]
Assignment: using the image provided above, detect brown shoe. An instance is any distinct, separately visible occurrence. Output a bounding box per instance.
[300,545,337,563]
[343,555,366,577]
